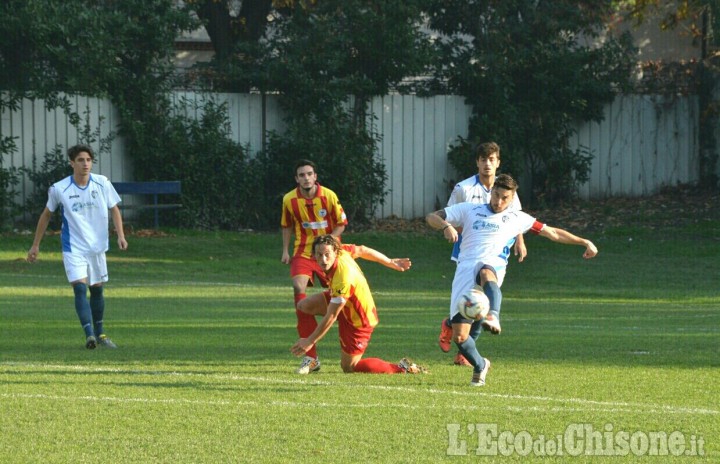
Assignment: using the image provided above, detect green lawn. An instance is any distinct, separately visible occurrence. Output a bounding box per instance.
[0,225,718,463]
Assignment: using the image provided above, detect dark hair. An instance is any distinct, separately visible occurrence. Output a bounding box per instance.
[295,159,317,174]
[475,142,500,161]
[312,234,342,255]
[67,144,95,161]
[493,173,518,192]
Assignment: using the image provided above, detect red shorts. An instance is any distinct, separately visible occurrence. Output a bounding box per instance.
[321,291,375,356]
[290,255,329,288]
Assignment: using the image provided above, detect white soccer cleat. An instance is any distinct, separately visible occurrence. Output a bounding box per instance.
[470,358,491,386]
[295,356,321,374]
[398,357,428,374]
[481,312,501,335]
[98,334,118,349]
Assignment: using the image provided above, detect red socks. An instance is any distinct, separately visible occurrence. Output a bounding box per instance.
[295,293,318,359]
[353,358,404,374]
[294,293,306,308]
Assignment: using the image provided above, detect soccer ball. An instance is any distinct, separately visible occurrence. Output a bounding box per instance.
[457,288,490,320]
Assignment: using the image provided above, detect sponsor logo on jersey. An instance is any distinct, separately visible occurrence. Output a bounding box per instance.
[71,201,97,213]
[472,220,500,232]
[302,220,329,230]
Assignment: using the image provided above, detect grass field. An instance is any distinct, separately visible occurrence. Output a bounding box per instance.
[1,223,718,463]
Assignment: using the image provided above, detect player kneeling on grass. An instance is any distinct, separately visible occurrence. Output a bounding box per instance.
[290,235,426,374]
[426,174,598,386]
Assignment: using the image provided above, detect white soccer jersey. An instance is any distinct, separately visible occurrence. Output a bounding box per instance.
[447,174,522,262]
[46,174,121,255]
[444,203,543,318]
[445,203,538,270]
[447,174,522,210]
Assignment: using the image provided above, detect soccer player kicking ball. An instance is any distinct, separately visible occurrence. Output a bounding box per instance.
[442,141,526,367]
[27,144,127,349]
[290,235,426,375]
[426,174,597,386]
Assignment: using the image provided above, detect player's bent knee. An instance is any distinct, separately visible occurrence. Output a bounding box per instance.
[292,285,306,295]
[296,298,309,313]
[453,334,469,344]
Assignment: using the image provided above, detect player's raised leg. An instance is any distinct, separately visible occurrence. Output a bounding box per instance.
[476,267,503,335]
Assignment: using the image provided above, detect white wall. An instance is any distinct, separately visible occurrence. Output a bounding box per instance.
[1,92,701,220]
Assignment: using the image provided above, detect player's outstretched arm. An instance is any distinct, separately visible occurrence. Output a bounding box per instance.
[27,208,52,263]
[538,225,598,259]
[353,245,411,272]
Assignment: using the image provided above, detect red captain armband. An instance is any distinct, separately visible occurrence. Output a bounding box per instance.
[530,220,545,235]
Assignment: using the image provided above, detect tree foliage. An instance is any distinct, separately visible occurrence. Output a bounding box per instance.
[0,0,100,227]
[621,0,720,43]
[185,0,273,62]
[255,0,431,224]
[619,0,720,189]
[185,0,432,225]
[260,0,433,112]
[424,0,637,205]
[0,0,207,227]
[5,0,708,229]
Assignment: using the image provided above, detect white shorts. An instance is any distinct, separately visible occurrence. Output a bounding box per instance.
[63,252,109,285]
[449,259,506,318]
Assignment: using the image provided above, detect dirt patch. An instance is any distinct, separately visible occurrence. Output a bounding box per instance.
[363,184,720,234]
[530,184,720,233]
[112,225,175,238]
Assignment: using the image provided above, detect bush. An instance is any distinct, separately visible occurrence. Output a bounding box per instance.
[0,139,20,231]
[128,98,260,230]
[21,146,72,229]
[252,112,386,230]
[425,1,636,206]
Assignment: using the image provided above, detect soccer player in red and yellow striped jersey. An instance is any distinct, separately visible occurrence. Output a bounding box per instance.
[281,160,347,373]
[290,235,426,375]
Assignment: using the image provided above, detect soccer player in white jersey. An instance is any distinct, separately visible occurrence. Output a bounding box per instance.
[27,144,128,349]
[427,174,597,386]
[442,142,526,366]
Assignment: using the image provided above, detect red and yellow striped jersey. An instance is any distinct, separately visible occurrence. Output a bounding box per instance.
[327,250,378,329]
[281,183,347,258]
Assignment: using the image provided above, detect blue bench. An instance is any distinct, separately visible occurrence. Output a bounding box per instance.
[113,181,182,229]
